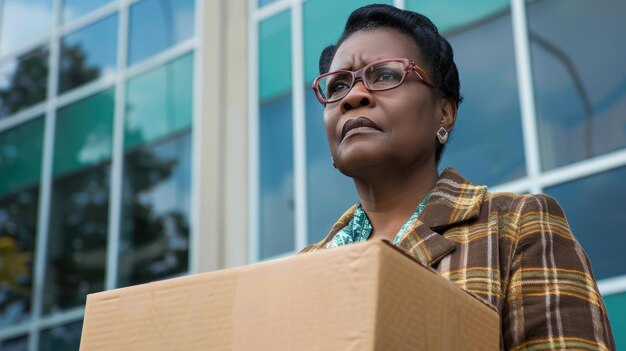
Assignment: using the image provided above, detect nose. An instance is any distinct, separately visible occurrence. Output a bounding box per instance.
[340,79,375,113]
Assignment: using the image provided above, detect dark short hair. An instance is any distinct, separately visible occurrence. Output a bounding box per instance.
[319,4,462,165]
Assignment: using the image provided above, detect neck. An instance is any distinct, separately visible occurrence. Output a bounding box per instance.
[353,162,439,237]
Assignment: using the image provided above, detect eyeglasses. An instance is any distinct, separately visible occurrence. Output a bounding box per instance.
[312,58,434,105]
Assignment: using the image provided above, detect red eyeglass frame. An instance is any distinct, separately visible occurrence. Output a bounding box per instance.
[311,58,434,105]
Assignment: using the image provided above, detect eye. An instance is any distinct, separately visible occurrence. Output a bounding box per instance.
[372,68,402,83]
[326,77,350,96]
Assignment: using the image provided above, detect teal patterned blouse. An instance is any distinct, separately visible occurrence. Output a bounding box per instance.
[327,194,431,248]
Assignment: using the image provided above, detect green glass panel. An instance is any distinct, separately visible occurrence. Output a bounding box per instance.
[125,53,193,150]
[406,0,510,34]
[0,117,44,198]
[604,292,626,349]
[53,89,115,177]
[259,10,291,101]
[303,0,392,83]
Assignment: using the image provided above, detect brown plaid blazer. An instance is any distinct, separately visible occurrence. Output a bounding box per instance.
[298,168,615,351]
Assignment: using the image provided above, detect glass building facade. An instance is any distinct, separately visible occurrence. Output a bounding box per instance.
[1,0,625,349]
[252,0,626,349]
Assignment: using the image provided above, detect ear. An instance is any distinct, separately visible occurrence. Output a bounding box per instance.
[438,98,457,132]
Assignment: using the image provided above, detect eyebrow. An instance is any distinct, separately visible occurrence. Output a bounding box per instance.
[332,56,390,71]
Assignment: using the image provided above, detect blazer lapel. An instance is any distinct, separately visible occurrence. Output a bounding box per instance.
[396,168,487,266]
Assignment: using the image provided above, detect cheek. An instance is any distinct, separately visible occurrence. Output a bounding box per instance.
[323,109,339,143]
[391,98,434,136]
[386,99,439,154]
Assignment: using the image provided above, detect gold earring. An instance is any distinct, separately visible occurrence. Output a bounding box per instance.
[437,127,448,144]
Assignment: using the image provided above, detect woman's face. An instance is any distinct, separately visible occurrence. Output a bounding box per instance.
[324,28,452,177]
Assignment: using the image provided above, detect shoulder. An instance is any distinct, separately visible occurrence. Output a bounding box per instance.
[483,192,567,219]
[482,192,575,242]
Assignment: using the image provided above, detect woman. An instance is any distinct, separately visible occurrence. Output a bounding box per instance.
[298,4,615,350]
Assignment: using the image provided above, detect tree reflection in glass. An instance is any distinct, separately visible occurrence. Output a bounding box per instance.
[39,320,83,351]
[58,14,118,94]
[0,189,38,328]
[0,117,44,328]
[58,43,100,94]
[0,47,49,118]
[0,335,28,351]
[118,133,191,287]
[43,89,114,314]
[45,165,110,314]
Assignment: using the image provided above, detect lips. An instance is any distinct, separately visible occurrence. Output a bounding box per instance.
[341,117,382,140]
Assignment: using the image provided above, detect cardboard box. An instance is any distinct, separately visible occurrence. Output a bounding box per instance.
[80,240,499,350]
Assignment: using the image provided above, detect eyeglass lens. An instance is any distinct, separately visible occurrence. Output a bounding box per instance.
[318,61,406,102]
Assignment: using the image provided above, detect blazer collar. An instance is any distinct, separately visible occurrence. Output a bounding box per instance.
[316,168,487,267]
[395,167,487,266]
[418,167,487,230]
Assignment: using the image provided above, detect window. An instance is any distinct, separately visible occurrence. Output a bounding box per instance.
[44,90,114,314]
[128,0,195,65]
[59,15,118,93]
[526,0,626,170]
[545,166,626,280]
[0,0,53,55]
[0,0,196,346]
[62,0,113,24]
[0,117,44,328]
[0,47,49,118]
[258,10,295,259]
[120,54,194,287]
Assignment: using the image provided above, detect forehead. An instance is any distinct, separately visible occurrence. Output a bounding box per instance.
[330,28,422,71]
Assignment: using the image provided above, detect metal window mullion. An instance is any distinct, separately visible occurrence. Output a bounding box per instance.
[393,0,406,10]
[598,275,626,296]
[254,0,291,21]
[189,0,205,274]
[0,0,4,56]
[291,0,307,251]
[0,0,116,63]
[125,39,195,79]
[511,0,542,194]
[28,0,62,349]
[539,148,626,189]
[248,0,260,263]
[0,35,50,63]
[0,323,30,341]
[58,1,119,37]
[104,0,130,292]
[0,103,47,132]
[488,177,531,194]
[56,75,117,108]
[0,306,85,341]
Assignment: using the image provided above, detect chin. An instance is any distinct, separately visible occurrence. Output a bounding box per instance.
[334,150,390,178]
